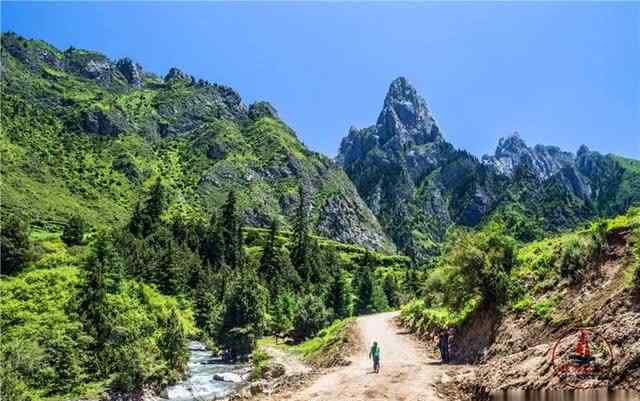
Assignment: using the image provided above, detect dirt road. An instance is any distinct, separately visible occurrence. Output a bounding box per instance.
[283,311,444,401]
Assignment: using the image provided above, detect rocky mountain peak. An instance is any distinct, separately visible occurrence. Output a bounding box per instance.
[375,77,441,146]
[115,57,143,88]
[248,101,278,120]
[164,67,194,84]
[495,132,528,157]
[483,133,574,180]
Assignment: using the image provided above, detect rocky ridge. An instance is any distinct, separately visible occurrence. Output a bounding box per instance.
[0,32,393,251]
[338,77,640,257]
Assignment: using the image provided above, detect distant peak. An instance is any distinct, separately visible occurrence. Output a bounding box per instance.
[248,101,278,120]
[375,77,440,144]
[385,76,419,104]
[496,132,528,154]
[164,67,193,84]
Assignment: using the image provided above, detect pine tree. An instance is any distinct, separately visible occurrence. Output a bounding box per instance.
[157,241,199,295]
[327,267,350,319]
[259,219,279,282]
[0,215,31,275]
[201,214,225,268]
[403,269,420,296]
[61,214,86,246]
[354,251,387,314]
[217,271,267,359]
[221,191,240,269]
[146,176,166,225]
[270,292,296,341]
[291,185,311,281]
[161,309,188,373]
[259,219,301,293]
[79,233,123,363]
[128,177,167,237]
[291,294,329,341]
[383,273,401,308]
[355,265,374,315]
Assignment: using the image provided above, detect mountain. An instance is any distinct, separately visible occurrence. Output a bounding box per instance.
[0,32,393,251]
[338,77,640,257]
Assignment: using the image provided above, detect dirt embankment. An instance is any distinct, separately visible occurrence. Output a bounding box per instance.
[443,229,640,398]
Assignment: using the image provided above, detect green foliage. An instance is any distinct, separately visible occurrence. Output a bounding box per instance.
[217,271,268,359]
[327,268,351,319]
[353,252,389,314]
[0,264,195,400]
[291,294,330,341]
[291,185,311,281]
[1,214,32,275]
[221,190,241,269]
[383,273,401,308]
[61,214,86,246]
[292,318,355,367]
[269,291,296,339]
[249,348,271,380]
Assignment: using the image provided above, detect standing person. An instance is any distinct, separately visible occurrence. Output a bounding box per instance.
[369,341,381,373]
[437,328,450,363]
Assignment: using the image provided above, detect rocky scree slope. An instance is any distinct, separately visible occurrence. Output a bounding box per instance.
[0,32,393,251]
[338,77,640,258]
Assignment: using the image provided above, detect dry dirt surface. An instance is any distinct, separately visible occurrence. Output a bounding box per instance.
[279,311,445,401]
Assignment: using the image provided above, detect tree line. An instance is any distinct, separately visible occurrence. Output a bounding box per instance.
[2,179,416,369]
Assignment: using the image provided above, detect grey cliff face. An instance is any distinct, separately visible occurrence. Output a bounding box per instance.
[375,77,442,147]
[116,58,144,88]
[482,133,574,180]
[338,77,488,257]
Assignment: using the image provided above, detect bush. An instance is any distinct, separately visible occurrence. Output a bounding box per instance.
[61,215,86,246]
[1,215,31,275]
[217,272,268,360]
[291,294,329,341]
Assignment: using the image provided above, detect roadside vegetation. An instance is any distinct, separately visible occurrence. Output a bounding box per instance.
[401,207,640,334]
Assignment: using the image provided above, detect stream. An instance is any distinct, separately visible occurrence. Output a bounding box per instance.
[163,341,249,401]
[491,389,640,401]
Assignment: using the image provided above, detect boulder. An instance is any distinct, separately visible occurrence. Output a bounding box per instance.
[262,362,286,380]
[213,372,242,383]
[116,58,143,88]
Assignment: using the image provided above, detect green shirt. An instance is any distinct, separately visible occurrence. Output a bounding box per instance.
[370,344,380,360]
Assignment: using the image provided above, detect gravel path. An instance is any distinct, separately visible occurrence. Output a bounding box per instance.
[281,311,444,401]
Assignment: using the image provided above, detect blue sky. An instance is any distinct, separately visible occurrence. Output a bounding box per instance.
[2,2,639,158]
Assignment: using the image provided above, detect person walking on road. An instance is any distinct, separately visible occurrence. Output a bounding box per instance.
[369,341,381,373]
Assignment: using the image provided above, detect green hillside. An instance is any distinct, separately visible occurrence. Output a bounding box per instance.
[0,32,392,251]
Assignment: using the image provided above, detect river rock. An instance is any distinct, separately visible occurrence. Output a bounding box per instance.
[262,362,286,380]
[213,372,243,383]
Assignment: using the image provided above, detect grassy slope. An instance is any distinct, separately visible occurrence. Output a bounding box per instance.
[0,33,391,250]
[0,233,196,401]
[401,207,640,332]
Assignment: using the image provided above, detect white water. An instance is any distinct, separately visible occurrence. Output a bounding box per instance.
[164,341,248,401]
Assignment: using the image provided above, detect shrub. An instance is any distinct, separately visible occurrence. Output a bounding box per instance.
[291,294,329,341]
[1,215,31,275]
[61,215,86,246]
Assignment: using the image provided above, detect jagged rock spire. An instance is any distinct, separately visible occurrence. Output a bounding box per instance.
[376,77,441,146]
